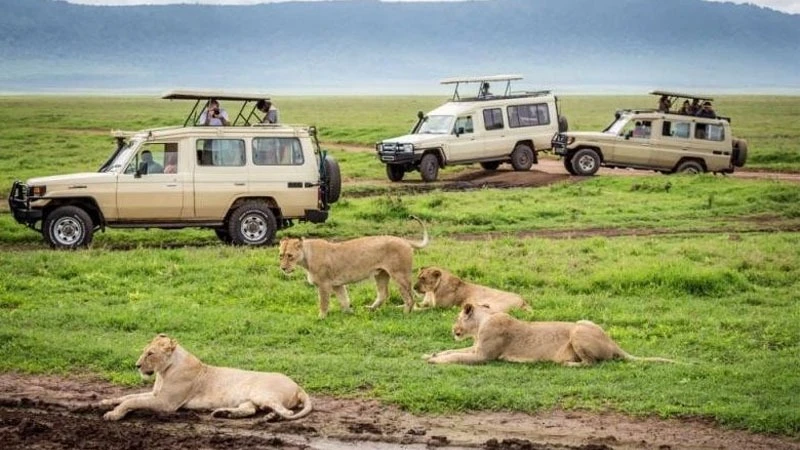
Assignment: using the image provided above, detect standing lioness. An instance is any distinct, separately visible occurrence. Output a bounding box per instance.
[426,303,675,366]
[101,334,312,421]
[279,217,429,318]
[414,266,528,313]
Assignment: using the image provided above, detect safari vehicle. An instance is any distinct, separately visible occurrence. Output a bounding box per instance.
[376,75,568,182]
[551,91,748,176]
[7,90,341,249]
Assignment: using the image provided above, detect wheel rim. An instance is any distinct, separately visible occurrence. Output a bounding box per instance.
[422,158,437,178]
[683,167,699,174]
[515,152,530,167]
[240,213,268,242]
[577,155,596,172]
[52,217,83,246]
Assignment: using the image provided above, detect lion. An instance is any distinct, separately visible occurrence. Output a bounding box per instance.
[425,303,675,366]
[279,216,429,318]
[100,334,312,421]
[413,266,528,313]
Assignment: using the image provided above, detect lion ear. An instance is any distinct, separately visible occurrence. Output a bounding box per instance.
[463,303,474,316]
[431,269,442,278]
[167,338,178,352]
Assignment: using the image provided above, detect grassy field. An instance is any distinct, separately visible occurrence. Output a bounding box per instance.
[1,96,799,436]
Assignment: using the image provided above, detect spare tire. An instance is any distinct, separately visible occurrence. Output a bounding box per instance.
[732,139,748,168]
[323,156,341,204]
[558,115,569,132]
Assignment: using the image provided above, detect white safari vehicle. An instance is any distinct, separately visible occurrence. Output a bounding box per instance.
[8,90,341,249]
[376,75,568,182]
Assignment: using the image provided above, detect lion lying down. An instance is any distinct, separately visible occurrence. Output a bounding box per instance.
[101,334,312,421]
[413,266,528,313]
[279,216,429,318]
[426,304,675,366]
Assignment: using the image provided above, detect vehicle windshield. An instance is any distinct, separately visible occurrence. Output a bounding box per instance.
[604,116,630,135]
[416,115,454,134]
[99,139,138,173]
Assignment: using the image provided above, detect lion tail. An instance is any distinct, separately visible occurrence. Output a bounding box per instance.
[408,216,429,249]
[278,387,313,421]
[622,352,678,364]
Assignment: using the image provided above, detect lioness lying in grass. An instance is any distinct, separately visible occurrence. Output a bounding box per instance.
[101,334,312,421]
[413,266,528,313]
[426,303,675,366]
[279,217,429,318]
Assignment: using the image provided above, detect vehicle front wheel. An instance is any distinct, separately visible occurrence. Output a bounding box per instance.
[419,153,440,182]
[479,161,501,171]
[43,205,94,249]
[227,202,277,246]
[675,160,705,174]
[386,164,405,182]
[510,144,534,171]
[563,157,577,175]
[570,149,601,176]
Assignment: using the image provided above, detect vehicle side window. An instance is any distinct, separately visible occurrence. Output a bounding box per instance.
[483,108,504,131]
[622,120,652,139]
[252,137,305,166]
[124,142,171,175]
[662,121,691,139]
[196,139,245,167]
[695,123,724,141]
[453,116,473,134]
[508,103,550,128]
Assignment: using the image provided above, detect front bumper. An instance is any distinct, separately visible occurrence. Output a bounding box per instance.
[551,133,570,156]
[8,181,43,225]
[377,151,417,164]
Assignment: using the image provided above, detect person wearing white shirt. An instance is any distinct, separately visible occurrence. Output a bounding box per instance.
[198,98,230,126]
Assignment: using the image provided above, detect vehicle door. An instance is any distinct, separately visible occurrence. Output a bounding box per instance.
[479,107,510,159]
[611,118,655,167]
[655,119,694,168]
[192,138,249,220]
[249,136,318,217]
[445,115,481,161]
[116,142,186,220]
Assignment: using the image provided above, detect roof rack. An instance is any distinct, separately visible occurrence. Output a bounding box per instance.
[650,90,714,102]
[440,74,524,101]
[161,89,272,127]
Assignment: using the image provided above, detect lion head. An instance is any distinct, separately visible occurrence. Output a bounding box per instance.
[279,238,305,274]
[452,303,491,341]
[414,267,443,294]
[136,334,178,377]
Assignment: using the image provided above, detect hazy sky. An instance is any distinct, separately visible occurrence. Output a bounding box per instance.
[62,0,800,14]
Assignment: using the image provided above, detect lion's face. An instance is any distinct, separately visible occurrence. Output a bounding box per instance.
[451,303,489,341]
[279,239,305,274]
[414,267,442,294]
[135,334,177,377]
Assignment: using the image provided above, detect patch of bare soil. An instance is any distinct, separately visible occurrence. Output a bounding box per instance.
[1,374,798,450]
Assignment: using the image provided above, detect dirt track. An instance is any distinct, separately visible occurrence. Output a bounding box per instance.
[1,373,799,450]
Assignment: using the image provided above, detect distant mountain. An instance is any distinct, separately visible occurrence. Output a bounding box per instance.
[1,0,799,93]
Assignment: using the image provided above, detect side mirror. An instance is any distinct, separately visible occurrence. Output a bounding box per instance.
[624,131,632,140]
[455,127,464,137]
[417,110,424,120]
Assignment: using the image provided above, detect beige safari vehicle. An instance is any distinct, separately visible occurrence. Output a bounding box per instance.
[551,91,748,176]
[376,75,568,182]
[8,90,341,249]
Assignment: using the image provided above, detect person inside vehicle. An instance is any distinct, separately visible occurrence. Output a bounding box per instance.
[478,82,493,98]
[198,98,230,126]
[139,150,164,174]
[678,100,691,115]
[696,101,717,118]
[658,95,671,112]
[256,99,279,124]
[688,98,701,115]
[164,148,178,174]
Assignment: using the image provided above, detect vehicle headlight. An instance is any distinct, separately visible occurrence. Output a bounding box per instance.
[375,143,382,152]
[401,143,414,152]
[29,185,47,197]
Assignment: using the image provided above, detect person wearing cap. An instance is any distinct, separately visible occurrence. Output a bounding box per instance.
[695,101,717,119]
[198,98,230,126]
[257,99,279,124]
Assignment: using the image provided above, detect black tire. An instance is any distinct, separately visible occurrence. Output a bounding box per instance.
[563,157,577,175]
[570,148,601,176]
[323,156,341,204]
[732,139,748,168]
[227,202,277,246]
[510,144,534,171]
[215,228,232,244]
[386,164,405,182]
[480,161,501,171]
[675,160,705,174]
[558,115,569,132]
[43,205,94,249]
[419,153,439,182]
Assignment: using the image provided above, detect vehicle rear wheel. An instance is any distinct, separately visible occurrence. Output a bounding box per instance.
[43,205,94,249]
[510,144,534,171]
[386,164,405,182]
[732,139,748,168]
[480,161,501,171]
[323,156,341,204]
[570,149,601,176]
[227,202,277,246]
[675,160,704,174]
[563,157,577,175]
[419,153,439,182]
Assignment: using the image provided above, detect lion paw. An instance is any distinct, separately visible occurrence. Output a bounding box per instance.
[211,409,232,419]
[103,410,124,421]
